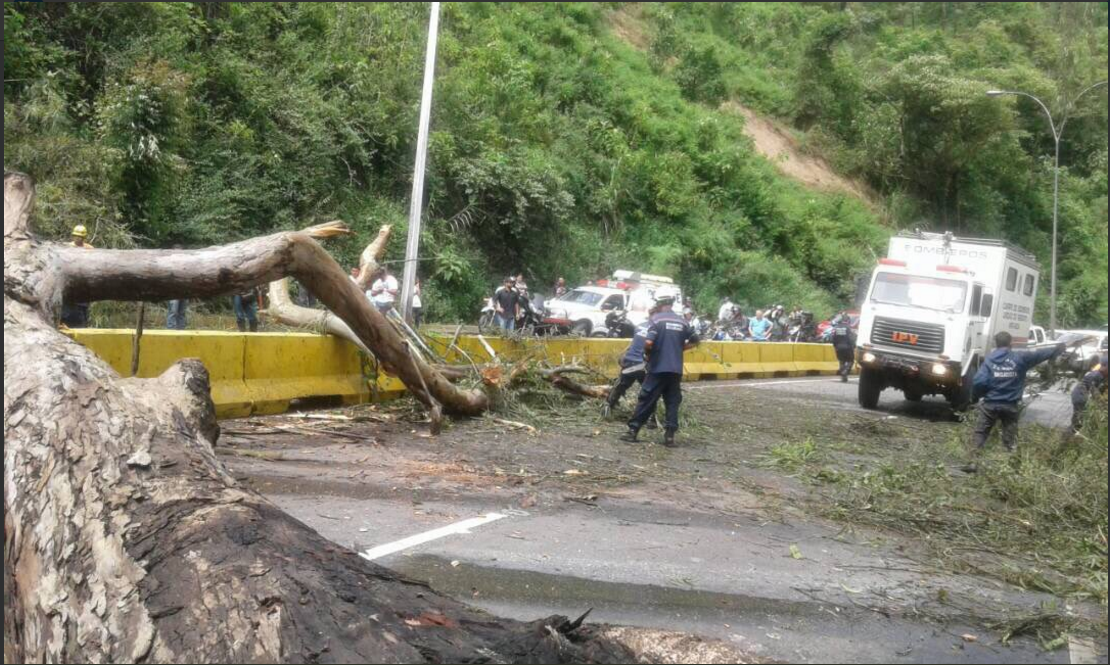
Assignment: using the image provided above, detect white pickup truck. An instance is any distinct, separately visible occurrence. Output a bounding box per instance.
[856,231,1041,411]
[543,271,682,336]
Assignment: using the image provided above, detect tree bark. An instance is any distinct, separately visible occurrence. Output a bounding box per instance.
[3,171,631,664]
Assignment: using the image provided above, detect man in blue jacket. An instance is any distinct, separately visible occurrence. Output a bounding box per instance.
[971,331,1065,454]
[603,304,659,419]
[621,287,699,447]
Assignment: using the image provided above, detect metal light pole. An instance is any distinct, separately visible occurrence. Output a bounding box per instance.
[401,2,441,323]
[987,81,1107,337]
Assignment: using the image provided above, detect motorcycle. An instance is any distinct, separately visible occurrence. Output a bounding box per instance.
[515,294,546,336]
[787,311,817,343]
[709,318,748,341]
[601,309,636,339]
[478,297,497,333]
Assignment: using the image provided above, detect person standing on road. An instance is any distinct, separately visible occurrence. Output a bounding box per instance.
[604,304,661,421]
[830,311,856,382]
[165,244,188,330]
[411,278,424,327]
[493,276,519,332]
[967,331,1065,462]
[233,286,261,332]
[60,225,95,328]
[1070,354,1107,434]
[717,298,736,324]
[621,287,699,447]
[749,310,772,342]
[369,267,400,314]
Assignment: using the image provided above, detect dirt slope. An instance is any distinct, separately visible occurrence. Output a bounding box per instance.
[722,101,876,203]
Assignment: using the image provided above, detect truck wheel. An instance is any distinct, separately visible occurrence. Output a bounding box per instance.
[904,386,923,402]
[858,367,882,410]
[948,362,977,413]
[571,320,592,336]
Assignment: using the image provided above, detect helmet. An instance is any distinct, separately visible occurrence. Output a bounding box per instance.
[653,286,679,306]
[71,225,88,238]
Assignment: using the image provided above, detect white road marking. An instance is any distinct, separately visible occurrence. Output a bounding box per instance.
[359,512,507,561]
[688,378,849,390]
[1068,635,1099,664]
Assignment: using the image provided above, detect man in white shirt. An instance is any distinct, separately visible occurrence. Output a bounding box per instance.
[717,298,735,324]
[369,268,399,313]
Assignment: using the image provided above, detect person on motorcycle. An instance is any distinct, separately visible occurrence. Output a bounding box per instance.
[830,312,856,382]
[554,277,568,299]
[604,304,661,424]
[621,286,700,448]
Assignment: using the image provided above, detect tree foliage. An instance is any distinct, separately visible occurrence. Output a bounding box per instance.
[4,2,1107,324]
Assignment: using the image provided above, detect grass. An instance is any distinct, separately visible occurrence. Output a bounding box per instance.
[778,402,1109,634]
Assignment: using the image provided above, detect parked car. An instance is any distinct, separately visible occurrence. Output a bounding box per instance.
[1054,329,1108,372]
[543,271,683,336]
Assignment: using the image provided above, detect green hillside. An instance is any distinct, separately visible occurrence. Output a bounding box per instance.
[4,2,1107,324]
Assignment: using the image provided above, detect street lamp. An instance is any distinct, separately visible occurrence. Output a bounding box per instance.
[986,81,1107,337]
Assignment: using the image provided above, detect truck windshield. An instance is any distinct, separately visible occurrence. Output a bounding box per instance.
[562,290,604,306]
[870,273,968,314]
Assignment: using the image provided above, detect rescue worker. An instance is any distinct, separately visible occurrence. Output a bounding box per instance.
[621,287,699,447]
[603,304,660,426]
[968,331,1065,460]
[1070,354,1107,434]
[830,311,856,382]
[60,225,94,328]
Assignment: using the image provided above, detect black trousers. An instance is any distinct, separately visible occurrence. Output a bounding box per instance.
[834,345,854,376]
[61,301,89,328]
[608,368,646,407]
[629,372,682,432]
[973,402,1020,451]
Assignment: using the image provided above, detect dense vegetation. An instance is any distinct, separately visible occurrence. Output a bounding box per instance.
[4,2,1107,324]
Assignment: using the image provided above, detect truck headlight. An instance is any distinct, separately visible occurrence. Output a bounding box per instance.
[862,352,877,364]
[931,363,949,376]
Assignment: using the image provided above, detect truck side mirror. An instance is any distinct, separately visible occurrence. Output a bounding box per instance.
[981,294,994,317]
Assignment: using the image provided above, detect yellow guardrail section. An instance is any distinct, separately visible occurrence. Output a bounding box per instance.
[67,329,845,418]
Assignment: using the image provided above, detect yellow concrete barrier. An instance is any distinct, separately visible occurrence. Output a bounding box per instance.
[718,342,768,378]
[793,343,839,374]
[67,330,844,418]
[758,343,797,375]
[243,333,369,415]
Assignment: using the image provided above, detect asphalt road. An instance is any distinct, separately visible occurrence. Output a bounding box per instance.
[241,377,1098,664]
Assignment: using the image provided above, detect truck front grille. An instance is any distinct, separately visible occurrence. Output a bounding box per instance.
[871,317,945,354]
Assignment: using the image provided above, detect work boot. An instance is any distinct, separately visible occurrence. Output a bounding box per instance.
[662,429,677,448]
[840,372,848,383]
[645,414,658,430]
[619,427,640,443]
[236,320,246,332]
[601,403,612,419]
[249,320,259,333]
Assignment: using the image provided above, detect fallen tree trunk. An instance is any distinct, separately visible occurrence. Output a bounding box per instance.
[3,171,632,664]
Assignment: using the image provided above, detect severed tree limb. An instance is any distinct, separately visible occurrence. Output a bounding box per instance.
[354,224,392,290]
[4,171,637,664]
[54,223,487,417]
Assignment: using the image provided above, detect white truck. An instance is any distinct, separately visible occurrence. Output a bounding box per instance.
[856,231,1040,411]
[543,270,681,336]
